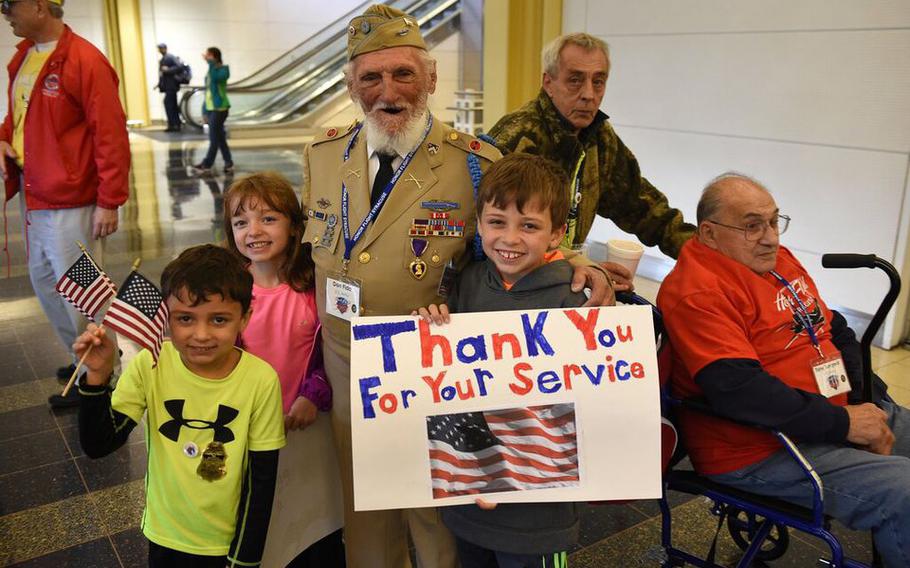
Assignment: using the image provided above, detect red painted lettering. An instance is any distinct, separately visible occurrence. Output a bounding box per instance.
[564,309,600,350]
[510,362,533,395]
[420,320,452,368]
[492,332,522,360]
[562,364,581,390]
[421,371,447,402]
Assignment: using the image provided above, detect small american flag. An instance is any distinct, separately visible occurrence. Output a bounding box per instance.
[103,271,169,364]
[427,403,579,498]
[54,252,116,321]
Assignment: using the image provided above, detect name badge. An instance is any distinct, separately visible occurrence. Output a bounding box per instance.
[812,353,851,398]
[326,274,362,321]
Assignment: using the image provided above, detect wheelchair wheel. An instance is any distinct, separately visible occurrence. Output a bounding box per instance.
[726,507,790,561]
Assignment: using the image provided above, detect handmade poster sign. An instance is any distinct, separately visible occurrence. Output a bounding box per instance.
[349,305,662,511]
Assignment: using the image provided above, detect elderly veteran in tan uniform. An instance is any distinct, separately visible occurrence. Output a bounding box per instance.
[302,5,613,567]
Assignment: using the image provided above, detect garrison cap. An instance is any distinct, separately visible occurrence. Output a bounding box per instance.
[346,4,426,61]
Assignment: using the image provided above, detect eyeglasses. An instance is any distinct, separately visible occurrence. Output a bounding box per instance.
[706,214,790,241]
[1,0,26,15]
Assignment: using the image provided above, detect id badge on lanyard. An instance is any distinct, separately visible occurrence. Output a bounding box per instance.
[771,271,850,398]
[325,273,362,322]
[811,352,850,398]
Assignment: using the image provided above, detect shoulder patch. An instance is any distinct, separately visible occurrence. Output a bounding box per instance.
[444,130,501,162]
[310,122,358,146]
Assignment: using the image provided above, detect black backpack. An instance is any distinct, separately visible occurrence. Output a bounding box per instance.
[174,59,192,85]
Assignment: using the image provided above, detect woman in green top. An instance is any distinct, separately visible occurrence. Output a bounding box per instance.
[193,47,233,174]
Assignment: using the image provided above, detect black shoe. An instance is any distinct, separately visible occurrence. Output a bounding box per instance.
[48,385,81,409]
[192,163,213,175]
[56,364,77,381]
[224,164,234,174]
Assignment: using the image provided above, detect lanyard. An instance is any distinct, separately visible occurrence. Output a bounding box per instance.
[568,150,585,220]
[770,270,822,356]
[340,114,433,273]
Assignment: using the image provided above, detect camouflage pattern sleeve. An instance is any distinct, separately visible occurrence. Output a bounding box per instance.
[598,134,696,259]
[488,114,540,157]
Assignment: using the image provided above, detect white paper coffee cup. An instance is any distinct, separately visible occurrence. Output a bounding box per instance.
[606,239,645,279]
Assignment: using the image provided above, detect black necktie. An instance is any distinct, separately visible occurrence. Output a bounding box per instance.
[371,152,396,209]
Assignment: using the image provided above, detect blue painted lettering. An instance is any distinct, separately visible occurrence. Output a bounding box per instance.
[521,312,554,356]
[456,335,488,364]
[359,376,381,419]
[352,321,416,373]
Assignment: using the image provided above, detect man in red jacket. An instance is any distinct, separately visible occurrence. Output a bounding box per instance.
[0,0,130,408]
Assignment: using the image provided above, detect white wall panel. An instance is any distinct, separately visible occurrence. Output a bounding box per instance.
[583,1,910,36]
[588,127,908,315]
[612,126,908,257]
[604,31,910,152]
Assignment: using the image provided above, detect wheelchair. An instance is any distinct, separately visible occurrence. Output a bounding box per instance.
[652,253,902,568]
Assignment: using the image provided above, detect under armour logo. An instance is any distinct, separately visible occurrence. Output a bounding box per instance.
[159,399,238,443]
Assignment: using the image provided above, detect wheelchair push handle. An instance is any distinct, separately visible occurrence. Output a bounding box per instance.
[821,253,877,269]
[821,252,901,404]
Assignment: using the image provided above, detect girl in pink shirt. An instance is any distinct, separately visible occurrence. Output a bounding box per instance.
[224,172,329,424]
[224,172,343,567]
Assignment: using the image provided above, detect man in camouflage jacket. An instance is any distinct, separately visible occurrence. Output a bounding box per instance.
[490,32,695,290]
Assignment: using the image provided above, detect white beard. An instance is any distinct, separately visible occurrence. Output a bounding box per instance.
[363,107,430,157]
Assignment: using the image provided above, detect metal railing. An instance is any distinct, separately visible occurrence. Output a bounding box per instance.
[179,0,461,129]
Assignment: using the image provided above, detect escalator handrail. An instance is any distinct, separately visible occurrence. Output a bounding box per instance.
[227,0,429,91]
[179,0,460,129]
[228,0,374,88]
[226,0,459,124]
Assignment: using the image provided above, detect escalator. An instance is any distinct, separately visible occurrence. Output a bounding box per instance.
[179,0,461,129]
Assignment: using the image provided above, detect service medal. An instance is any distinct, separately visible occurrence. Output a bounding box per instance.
[409,238,428,280]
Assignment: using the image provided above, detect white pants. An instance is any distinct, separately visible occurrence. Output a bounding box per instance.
[20,198,101,361]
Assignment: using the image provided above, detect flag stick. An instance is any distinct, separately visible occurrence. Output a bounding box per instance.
[61,337,96,397]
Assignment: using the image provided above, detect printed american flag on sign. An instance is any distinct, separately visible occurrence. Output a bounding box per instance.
[54,252,116,321]
[427,403,579,498]
[103,271,169,364]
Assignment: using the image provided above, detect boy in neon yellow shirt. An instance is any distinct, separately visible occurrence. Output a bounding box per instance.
[76,245,286,567]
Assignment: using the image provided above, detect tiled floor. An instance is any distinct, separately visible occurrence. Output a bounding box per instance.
[0,129,907,567]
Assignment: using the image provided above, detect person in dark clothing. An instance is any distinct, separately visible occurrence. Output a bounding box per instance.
[157,42,182,132]
[658,172,910,567]
[416,154,584,568]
